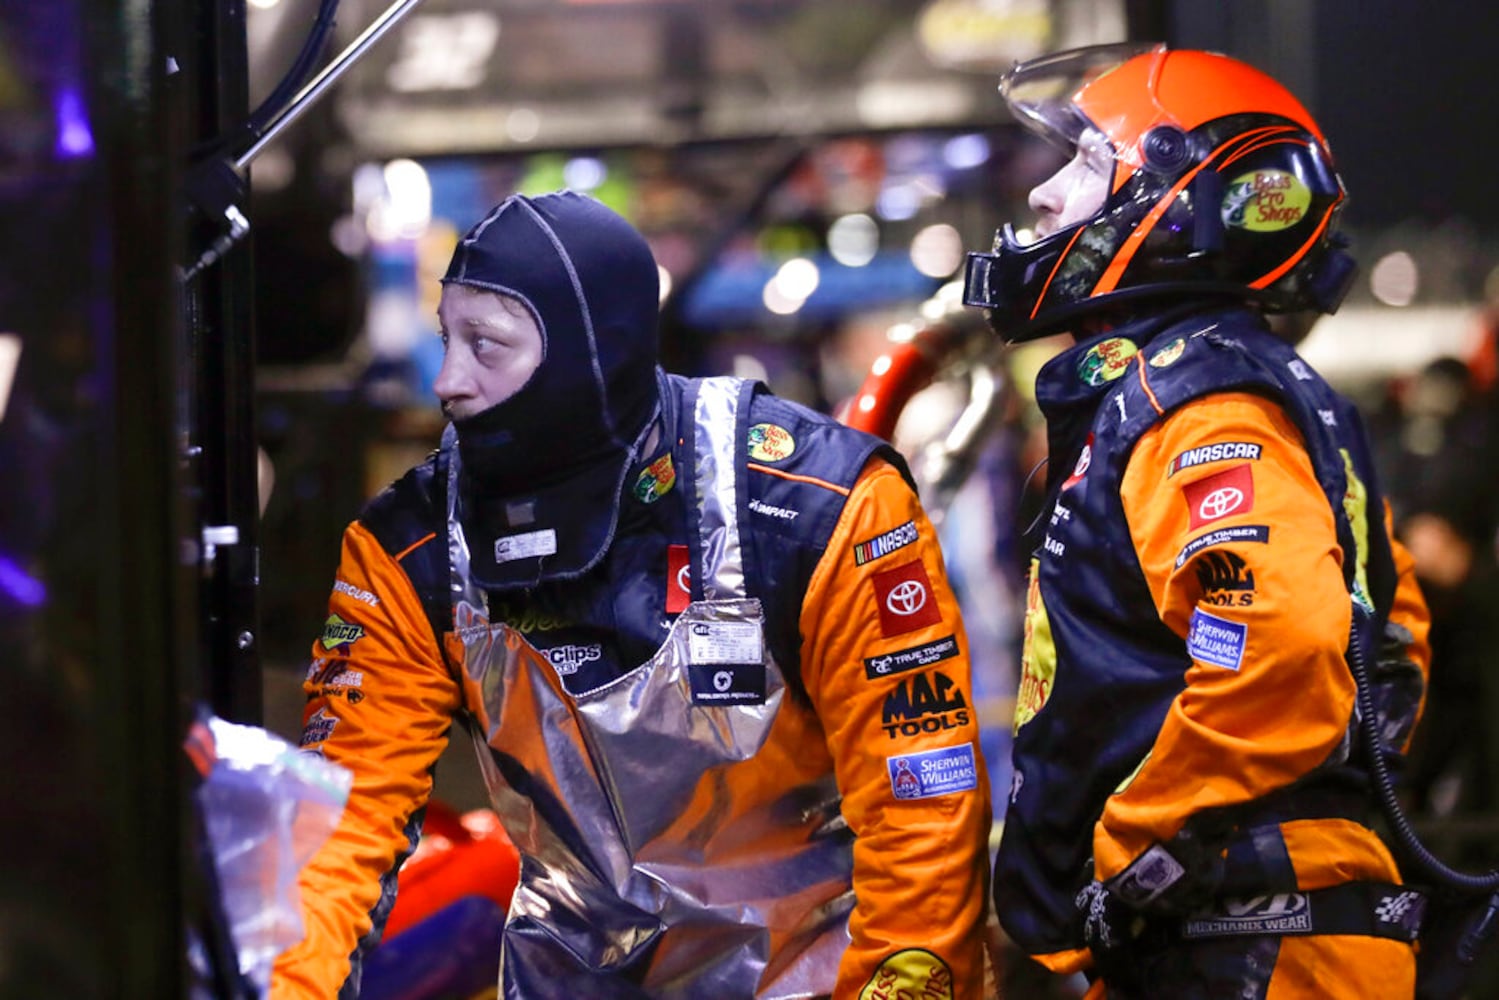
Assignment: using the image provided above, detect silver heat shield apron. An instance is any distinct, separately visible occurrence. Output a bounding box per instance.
[443,377,855,999]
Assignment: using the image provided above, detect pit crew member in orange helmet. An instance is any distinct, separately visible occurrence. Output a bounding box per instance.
[962,42,1431,998]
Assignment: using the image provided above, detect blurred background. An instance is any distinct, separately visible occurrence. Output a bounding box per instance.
[3,0,1498,996]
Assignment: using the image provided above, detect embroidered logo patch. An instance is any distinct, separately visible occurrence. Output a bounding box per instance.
[857,949,955,1000]
[1184,463,1254,529]
[1184,893,1312,939]
[872,560,943,637]
[1149,337,1186,368]
[320,614,365,651]
[853,520,918,566]
[633,452,676,503]
[1187,608,1248,671]
[1062,434,1093,490]
[1175,524,1270,568]
[863,634,959,680]
[1077,337,1138,386]
[747,422,795,462]
[886,743,979,800]
[666,544,691,614]
[1168,441,1262,476]
[881,670,971,740]
[542,643,602,676]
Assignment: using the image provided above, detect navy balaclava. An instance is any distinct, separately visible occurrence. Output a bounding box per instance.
[442,190,662,590]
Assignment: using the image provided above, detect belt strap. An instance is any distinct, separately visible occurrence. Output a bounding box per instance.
[1179,881,1425,943]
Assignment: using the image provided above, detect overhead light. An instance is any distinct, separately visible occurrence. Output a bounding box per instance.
[828,213,879,267]
[909,223,963,278]
[387,12,501,92]
[1370,250,1419,307]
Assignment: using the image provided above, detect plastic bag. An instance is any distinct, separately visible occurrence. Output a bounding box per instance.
[189,713,352,996]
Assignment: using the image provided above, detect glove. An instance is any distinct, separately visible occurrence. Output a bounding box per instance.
[1076,880,1146,991]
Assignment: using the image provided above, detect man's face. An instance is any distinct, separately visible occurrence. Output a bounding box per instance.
[434,284,545,421]
[1026,127,1113,239]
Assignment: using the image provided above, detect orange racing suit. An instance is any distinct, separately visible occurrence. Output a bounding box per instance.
[996,306,1431,998]
[271,374,992,999]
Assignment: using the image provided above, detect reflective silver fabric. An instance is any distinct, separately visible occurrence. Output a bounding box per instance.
[441,380,854,999]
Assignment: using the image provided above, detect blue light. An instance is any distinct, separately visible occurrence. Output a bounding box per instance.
[0,553,45,608]
[54,86,94,158]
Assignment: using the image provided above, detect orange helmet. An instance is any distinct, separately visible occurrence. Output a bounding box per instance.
[964,42,1356,342]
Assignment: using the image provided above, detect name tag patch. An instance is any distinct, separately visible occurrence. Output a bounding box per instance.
[887,742,978,800]
[687,662,766,705]
[1187,608,1248,671]
[495,528,557,563]
[686,620,763,664]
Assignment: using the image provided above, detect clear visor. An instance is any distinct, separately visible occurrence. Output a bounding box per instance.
[999,41,1162,158]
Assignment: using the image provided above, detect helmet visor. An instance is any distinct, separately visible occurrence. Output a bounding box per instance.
[1000,41,1162,157]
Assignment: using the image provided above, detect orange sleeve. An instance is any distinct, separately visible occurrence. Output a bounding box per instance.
[1095,392,1355,880]
[270,521,462,1000]
[799,457,992,1000]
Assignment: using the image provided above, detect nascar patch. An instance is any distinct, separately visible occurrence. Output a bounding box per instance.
[887,742,978,800]
[1175,524,1270,568]
[1169,441,1263,476]
[863,634,958,680]
[1187,608,1248,671]
[853,520,918,566]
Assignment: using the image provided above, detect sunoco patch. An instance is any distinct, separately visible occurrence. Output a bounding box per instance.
[1187,608,1248,671]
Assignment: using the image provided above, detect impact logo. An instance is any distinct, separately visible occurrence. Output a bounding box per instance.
[1221,169,1312,232]
[1077,337,1138,387]
[543,643,603,676]
[747,422,795,462]
[320,614,365,652]
[881,669,970,739]
[1194,550,1257,607]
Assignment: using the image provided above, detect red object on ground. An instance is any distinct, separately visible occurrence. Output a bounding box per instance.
[383,800,520,940]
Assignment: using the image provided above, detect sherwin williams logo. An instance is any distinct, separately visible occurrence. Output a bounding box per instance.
[1221,169,1311,232]
[852,520,918,565]
[320,614,365,651]
[633,452,676,503]
[747,422,795,462]
[885,742,978,801]
[1076,336,1137,386]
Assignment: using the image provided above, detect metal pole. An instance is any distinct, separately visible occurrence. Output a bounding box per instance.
[234,0,428,170]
